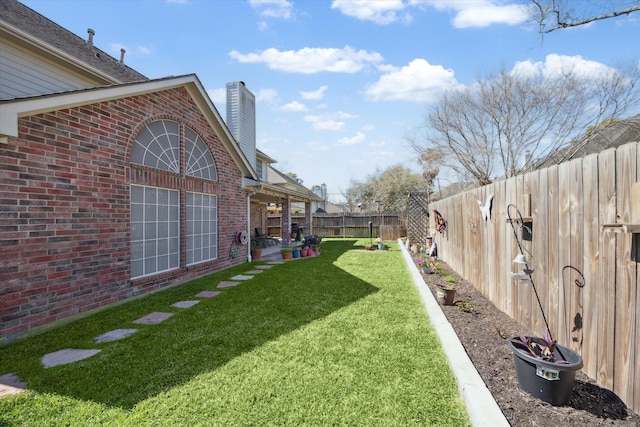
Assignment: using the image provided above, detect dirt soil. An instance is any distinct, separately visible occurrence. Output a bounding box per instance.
[412,255,640,427]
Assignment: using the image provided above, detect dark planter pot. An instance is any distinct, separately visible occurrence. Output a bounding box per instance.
[436,287,456,305]
[508,337,583,406]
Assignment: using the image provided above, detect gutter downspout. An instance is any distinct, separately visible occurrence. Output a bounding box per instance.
[246,186,262,262]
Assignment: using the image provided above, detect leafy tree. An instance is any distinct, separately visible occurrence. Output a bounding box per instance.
[414,65,640,186]
[531,0,640,33]
[345,165,428,212]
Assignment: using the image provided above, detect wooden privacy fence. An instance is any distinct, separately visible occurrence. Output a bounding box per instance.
[312,212,406,240]
[429,141,639,413]
[266,213,406,240]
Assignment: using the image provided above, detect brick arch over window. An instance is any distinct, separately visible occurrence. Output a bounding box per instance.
[130,119,219,280]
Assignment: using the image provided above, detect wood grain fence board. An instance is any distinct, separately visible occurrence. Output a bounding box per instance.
[518,172,534,328]
[485,182,498,300]
[491,181,507,304]
[613,143,636,406]
[597,148,617,390]
[534,169,550,337]
[522,171,547,333]
[582,153,599,379]
[634,149,640,411]
[557,162,572,345]
[547,165,560,340]
[568,158,585,353]
[505,176,518,318]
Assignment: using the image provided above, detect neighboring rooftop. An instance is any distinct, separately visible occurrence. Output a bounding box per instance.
[0,0,148,90]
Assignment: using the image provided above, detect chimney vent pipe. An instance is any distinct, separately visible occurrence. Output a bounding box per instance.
[87,28,95,46]
[120,48,126,64]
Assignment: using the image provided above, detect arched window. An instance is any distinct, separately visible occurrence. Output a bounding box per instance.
[186,127,217,180]
[130,120,218,279]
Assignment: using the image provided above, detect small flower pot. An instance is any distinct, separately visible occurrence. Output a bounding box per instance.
[436,286,456,305]
[378,243,385,250]
[281,251,292,260]
[251,248,262,260]
[292,249,300,258]
[300,248,308,257]
[421,266,434,274]
[507,337,583,406]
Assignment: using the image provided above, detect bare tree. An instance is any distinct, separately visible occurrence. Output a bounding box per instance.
[531,0,640,33]
[416,65,640,186]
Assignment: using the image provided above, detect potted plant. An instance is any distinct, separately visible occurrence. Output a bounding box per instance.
[292,247,301,258]
[416,258,433,274]
[250,238,264,260]
[508,332,583,406]
[280,247,292,260]
[436,275,456,305]
[375,237,385,250]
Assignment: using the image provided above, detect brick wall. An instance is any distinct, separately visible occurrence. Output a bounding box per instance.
[0,87,249,341]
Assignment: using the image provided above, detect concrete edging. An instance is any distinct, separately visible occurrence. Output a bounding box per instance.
[399,239,510,427]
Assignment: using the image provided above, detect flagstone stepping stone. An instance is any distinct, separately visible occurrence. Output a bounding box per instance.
[218,280,242,288]
[93,328,138,343]
[266,261,284,265]
[244,270,263,274]
[42,348,101,368]
[255,265,273,269]
[0,373,27,397]
[171,300,200,309]
[133,312,174,325]
[230,275,254,281]
[195,290,222,298]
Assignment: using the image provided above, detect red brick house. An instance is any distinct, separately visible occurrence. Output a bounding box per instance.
[0,0,318,342]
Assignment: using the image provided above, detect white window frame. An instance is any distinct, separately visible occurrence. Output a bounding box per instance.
[130,185,180,279]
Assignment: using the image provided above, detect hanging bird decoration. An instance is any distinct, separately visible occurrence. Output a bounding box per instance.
[433,210,447,235]
[477,193,494,221]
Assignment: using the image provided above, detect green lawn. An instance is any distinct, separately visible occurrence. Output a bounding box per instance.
[0,239,470,426]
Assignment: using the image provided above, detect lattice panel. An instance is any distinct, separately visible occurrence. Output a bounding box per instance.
[407,192,430,246]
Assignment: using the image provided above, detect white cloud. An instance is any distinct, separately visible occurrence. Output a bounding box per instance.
[364,58,460,102]
[304,115,346,131]
[255,88,279,103]
[331,0,406,25]
[452,3,529,28]
[249,0,293,19]
[207,88,226,104]
[333,0,530,28]
[229,46,384,74]
[300,85,328,100]
[108,44,151,58]
[280,101,308,112]
[337,131,366,146]
[511,54,617,80]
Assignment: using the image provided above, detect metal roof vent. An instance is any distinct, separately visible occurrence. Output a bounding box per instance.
[87,28,95,46]
[120,48,126,64]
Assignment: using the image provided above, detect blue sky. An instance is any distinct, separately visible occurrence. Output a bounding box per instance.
[21,0,640,201]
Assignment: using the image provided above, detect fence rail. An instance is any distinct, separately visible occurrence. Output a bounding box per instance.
[429,141,639,413]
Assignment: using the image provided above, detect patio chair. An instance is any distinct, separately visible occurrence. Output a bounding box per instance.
[255,228,278,246]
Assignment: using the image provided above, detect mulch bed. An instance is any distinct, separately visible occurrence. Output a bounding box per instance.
[412,254,640,427]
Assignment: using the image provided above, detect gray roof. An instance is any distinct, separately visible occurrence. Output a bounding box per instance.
[0,0,148,84]
[535,114,640,168]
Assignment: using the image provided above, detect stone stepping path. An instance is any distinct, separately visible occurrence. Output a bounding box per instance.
[2,261,289,394]
[218,280,242,288]
[94,328,138,343]
[42,348,101,368]
[133,312,174,325]
[171,300,200,309]
[0,373,27,397]
[195,290,221,298]
[230,275,254,281]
